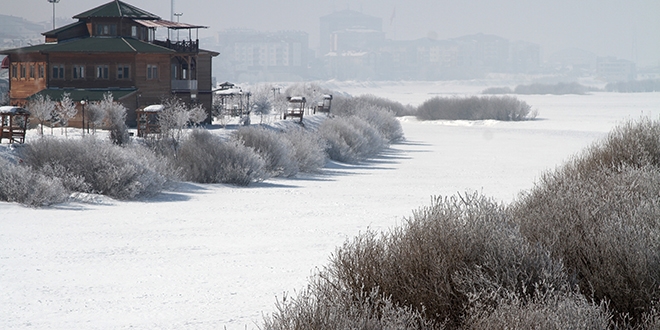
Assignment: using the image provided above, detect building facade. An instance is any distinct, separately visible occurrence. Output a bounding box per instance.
[0,0,218,126]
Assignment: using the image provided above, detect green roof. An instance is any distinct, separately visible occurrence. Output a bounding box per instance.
[29,88,138,102]
[1,37,175,55]
[74,0,160,20]
[42,21,87,37]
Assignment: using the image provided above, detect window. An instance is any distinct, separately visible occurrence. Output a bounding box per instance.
[51,64,64,79]
[96,65,109,79]
[38,64,45,79]
[11,64,17,80]
[72,65,85,79]
[147,64,158,80]
[96,24,117,36]
[148,28,155,42]
[29,64,35,79]
[117,65,130,79]
[171,64,178,79]
[131,26,137,38]
[20,64,26,79]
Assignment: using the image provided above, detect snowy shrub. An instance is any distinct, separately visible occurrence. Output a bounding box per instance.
[510,118,660,325]
[513,82,589,95]
[267,192,571,328]
[465,289,611,329]
[482,86,513,94]
[355,104,404,142]
[334,94,413,117]
[101,94,130,145]
[85,96,108,134]
[282,127,327,173]
[174,129,266,185]
[318,116,386,163]
[19,137,168,199]
[606,79,660,93]
[416,96,534,121]
[232,126,298,177]
[0,156,68,206]
[263,273,436,330]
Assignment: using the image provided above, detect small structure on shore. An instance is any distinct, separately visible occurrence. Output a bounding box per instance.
[284,96,306,123]
[314,94,333,115]
[136,104,163,137]
[0,106,30,143]
[214,82,250,117]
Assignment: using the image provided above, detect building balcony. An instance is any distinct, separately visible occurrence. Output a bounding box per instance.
[171,79,198,91]
[154,39,199,53]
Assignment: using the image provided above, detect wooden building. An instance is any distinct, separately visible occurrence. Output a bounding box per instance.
[0,0,218,126]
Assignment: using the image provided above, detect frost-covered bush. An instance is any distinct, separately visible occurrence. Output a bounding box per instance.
[263,274,436,330]
[482,86,513,94]
[513,82,588,95]
[0,156,68,206]
[282,127,327,173]
[266,193,571,328]
[510,118,660,325]
[605,79,660,93]
[465,289,611,329]
[232,126,298,177]
[19,137,168,199]
[416,96,534,121]
[174,129,266,185]
[334,94,413,117]
[102,94,130,145]
[318,116,386,163]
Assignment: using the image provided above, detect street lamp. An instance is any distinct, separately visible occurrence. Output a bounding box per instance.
[80,99,86,136]
[47,0,60,30]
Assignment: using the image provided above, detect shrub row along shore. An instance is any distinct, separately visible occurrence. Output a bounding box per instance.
[262,118,660,329]
[0,91,404,206]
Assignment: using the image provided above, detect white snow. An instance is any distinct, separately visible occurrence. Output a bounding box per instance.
[2,81,660,329]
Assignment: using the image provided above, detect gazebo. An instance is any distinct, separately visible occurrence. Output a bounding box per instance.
[135,104,163,137]
[284,96,306,123]
[0,106,30,143]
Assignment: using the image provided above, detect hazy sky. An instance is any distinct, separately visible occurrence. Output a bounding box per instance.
[6,0,660,66]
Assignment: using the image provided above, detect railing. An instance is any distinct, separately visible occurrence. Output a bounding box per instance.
[171,79,198,91]
[154,39,199,53]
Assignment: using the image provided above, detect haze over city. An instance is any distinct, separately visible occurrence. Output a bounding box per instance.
[4,0,659,66]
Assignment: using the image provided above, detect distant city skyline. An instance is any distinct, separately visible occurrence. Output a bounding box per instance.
[4,0,660,67]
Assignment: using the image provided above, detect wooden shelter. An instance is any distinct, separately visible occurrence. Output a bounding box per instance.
[284,96,306,123]
[135,104,163,137]
[0,106,30,143]
[214,82,250,118]
[313,94,333,114]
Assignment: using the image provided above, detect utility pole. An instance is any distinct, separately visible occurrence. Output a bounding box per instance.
[47,0,60,30]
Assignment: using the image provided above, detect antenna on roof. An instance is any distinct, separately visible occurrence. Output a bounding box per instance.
[47,0,60,30]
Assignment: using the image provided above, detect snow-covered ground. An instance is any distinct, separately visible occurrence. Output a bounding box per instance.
[2,81,660,329]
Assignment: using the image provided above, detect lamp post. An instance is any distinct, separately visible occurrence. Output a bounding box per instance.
[47,0,60,30]
[80,99,86,136]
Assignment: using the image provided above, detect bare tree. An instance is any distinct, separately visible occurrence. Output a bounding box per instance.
[55,92,77,136]
[159,97,206,141]
[86,93,109,134]
[27,94,56,136]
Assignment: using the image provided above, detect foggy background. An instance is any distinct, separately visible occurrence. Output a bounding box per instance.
[4,0,659,67]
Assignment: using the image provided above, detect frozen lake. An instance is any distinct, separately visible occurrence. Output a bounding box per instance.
[2,83,660,329]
